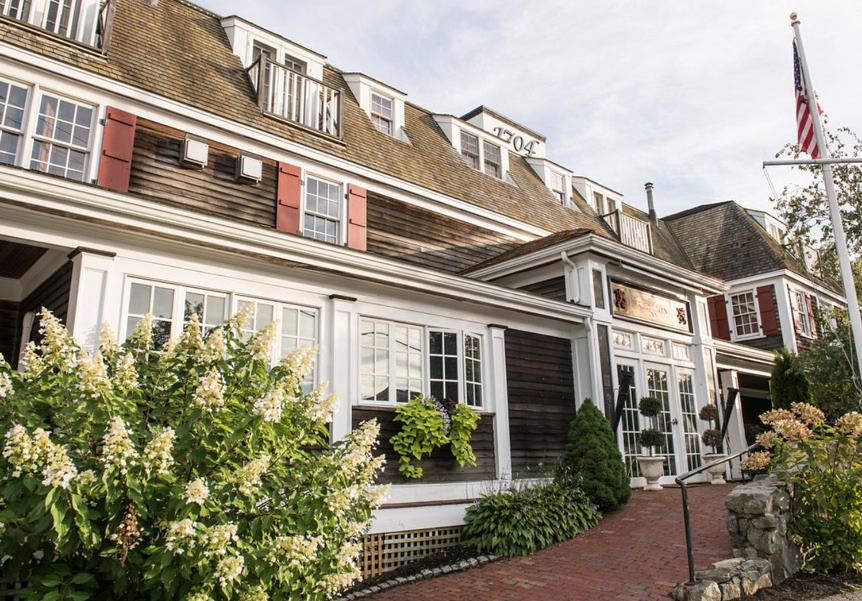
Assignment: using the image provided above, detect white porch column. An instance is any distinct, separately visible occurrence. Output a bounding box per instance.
[328,295,356,441]
[774,281,797,352]
[719,369,746,479]
[66,248,117,353]
[488,325,512,481]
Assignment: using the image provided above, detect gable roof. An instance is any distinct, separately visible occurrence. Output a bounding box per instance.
[664,201,841,292]
[0,0,607,238]
[461,229,592,274]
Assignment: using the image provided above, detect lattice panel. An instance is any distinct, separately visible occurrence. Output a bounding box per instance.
[0,581,25,599]
[360,526,463,578]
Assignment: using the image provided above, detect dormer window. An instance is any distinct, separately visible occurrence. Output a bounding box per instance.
[370,92,393,136]
[550,171,566,204]
[0,0,108,48]
[284,54,306,74]
[461,132,480,169]
[483,141,502,179]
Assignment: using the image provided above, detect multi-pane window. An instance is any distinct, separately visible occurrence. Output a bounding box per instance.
[646,368,676,477]
[370,92,393,136]
[236,299,274,342]
[550,171,566,204]
[394,324,423,402]
[284,54,306,74]
[360,319,392,402]
[792,290,813,336]
[460,132,480,169]
[730,291,759,337]
[30,93,93,181]
[617,364,641,477]
[1,0,31,19]
[483,141,501,178]
[464,334,482,407]
[252,43,275,104]
[303,176,341,244]
[43,0,78,37]
[0,80,28,166]
[677,373,702,472]
[126,282,175,349]
[429,330,459,403]
[184,290,227,335]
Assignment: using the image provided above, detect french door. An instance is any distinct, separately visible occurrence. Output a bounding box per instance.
[644,365,676,477]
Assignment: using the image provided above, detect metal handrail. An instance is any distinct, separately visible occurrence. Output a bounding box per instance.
[675,443,760,584]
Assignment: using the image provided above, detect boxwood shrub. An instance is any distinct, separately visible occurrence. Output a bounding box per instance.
[461,478,600,557]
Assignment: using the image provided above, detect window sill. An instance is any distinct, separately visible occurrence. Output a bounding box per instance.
[352,403,492,416]
[732,333,765,342]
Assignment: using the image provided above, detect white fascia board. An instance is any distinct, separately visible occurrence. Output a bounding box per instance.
[0,45,545,242]
[469,234,726,295]
[714,339,775,369]
[0,168,589,324]
[725,270,846,304]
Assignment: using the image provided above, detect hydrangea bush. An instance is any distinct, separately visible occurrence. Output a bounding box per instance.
[0,308,388,600]
[741,402,862,573]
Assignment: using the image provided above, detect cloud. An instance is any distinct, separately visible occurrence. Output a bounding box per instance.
[198,0,862,217]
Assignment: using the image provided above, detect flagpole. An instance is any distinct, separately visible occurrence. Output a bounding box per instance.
[791,12,862,388]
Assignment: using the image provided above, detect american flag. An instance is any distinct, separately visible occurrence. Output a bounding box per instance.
[793,41,819,158]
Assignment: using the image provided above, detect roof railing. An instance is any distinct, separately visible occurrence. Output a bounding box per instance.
[600,209,653,254]
[247,55,342,139]
[0,0,114,51]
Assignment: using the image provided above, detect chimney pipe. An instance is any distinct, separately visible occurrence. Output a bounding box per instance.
[645,182,657,222]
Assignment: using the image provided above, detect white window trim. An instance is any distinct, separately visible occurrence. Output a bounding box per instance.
[356,316,485,410]
[455,125,508,180]
[790,287,815,339]
[727,289,763,342]
[301,172,346,245]
[369,91,394,136]
[233,295,321,371]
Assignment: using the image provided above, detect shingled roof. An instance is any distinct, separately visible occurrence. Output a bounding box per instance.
[0,0,609,237]
[664,201,841,291]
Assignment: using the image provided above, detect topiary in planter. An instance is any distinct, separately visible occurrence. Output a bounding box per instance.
[638,396,663,418]
[559,398,630,511]
[638,428,665,455]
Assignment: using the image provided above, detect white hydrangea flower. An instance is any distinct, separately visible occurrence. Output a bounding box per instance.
[201,523,238,557]
[3,425,40,477]
[266,534,320,568]
[41,441,77,489]
[322,565,361,594]
[114,353,138,393]
[345,520,368,539]
[126,315,154,350]
[165,518,198,554]
[365,484,392,509]
[247,321,278,362]
[234,454,270,497]
[38,310,76,371]
[178,314,204,354]
[229,304,254,332]
[185,478,209,506]
[0,373,12,399]
[253,388,284,423]
[186,593,211,601]
[78,469,97,486]
[215,553,245,589]
[77,351,111,397]
[99,323,120,356]
[336,540,362,568]
[305,385,338,424]
[142,427,175,477]
[20,342,44,381]
[193,369,225,412]
[202,329,226,363]
[327,484,362,518]
[101,417,138,475]
[279,345,317,383]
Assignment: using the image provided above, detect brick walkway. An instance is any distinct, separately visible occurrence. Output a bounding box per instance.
[367,484,733,601]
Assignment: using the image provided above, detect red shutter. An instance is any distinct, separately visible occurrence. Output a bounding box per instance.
[756,285,780,336]
[276,162,302,233]
[96,106,137,193]
[707,295,730,340]
[806,294,819,338]
[347,184,367,251]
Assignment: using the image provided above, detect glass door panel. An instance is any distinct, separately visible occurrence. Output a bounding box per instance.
[646,367,676,476]
[678,371,702,472]
[616,363,641,477]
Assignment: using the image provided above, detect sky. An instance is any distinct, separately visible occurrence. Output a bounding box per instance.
[197,0,862,218]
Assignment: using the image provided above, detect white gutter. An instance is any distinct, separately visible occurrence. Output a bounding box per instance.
[559,251,580,304]
[0,168,589,324]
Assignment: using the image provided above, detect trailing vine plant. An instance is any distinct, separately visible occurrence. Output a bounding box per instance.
[390,396,480,478]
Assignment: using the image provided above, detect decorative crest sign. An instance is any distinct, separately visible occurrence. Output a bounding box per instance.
[611,282,690,333]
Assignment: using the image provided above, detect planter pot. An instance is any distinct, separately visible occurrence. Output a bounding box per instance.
[703,452,728,485]
[636,455,665,491]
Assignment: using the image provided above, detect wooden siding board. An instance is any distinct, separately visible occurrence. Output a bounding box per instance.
[129,125,277,228]
[505,329,576,477]
[521,277,567,302]
[17,263,72,354]
[352,407,496,484]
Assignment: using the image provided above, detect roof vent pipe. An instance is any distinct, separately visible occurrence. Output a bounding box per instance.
[645,182,657,222]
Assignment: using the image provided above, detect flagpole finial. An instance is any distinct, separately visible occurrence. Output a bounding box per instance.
[790,12,799,22]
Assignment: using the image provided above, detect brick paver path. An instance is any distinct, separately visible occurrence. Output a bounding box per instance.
[367,484,733,601]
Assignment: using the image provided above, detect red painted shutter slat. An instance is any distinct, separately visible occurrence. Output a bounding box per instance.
[707,295,730,340]
[96,106,137,193]
[756,285,780,336]
[276,162,302,233]
[789,285,802,332]
[806,294,819,338]
[347,184,367,251]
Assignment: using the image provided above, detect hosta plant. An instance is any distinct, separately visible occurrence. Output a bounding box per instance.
[0,308,388,600]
